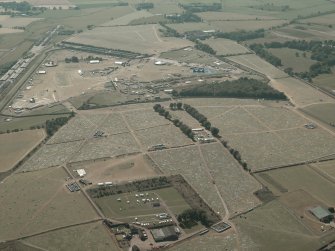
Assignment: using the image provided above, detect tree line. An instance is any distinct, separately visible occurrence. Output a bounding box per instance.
[179,3,222,13]
[166,12,202,23]
[45,115,73,137]
[176,78,287,100]
[183,104,219,136]
[215,29,265,42]
[249,44,282,66]
[153,103,195,140]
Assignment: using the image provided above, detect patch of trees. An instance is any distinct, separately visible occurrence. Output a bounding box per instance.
[250,3,289,12]
[193,40,216,55]
[85,55,103,61]
[153,103,195,140]
[136,3,154,11]
[65,56,79,63]
[176,78,287,100]
[0,1,31,12]
[263,40,335,78]
[45,116,72,136]
[215,29,265,42]
[179,3,222,13]
[177,209,213,228]
[249,44,282,66]
[166,12,201,23]
[0,61,16,75]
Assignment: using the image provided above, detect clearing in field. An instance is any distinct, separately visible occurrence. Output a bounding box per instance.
[23,222,118,251]
[66,24,193,55]
[0,167,98,240]
[69,154,159,184]
[204,38,250,56]
[255,165,335,206]
[0,129,45,172]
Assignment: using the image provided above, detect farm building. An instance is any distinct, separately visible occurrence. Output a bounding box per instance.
[89,60,100,64]
[38,70,46,74]
[76,169,86,177]
[310,206,334,223]
[151,226,178,242]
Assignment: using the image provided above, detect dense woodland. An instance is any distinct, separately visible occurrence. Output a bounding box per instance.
[249,44,282,67]
[0,1,31,12]
[45,116,72,136]
[179,3,222,13]
[177,209,212,228]
[166,12,201,23]
[135,3,154,11]
[177,78,287,100]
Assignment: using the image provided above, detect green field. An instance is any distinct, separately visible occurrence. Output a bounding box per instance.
[93,187,191,221]
[204,38,250,56]
[256,165,335,205]
[268,48,316,73]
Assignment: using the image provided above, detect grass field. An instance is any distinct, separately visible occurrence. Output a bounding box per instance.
[313,69,335,94]
[197,12,276,21]
[93,186,191,221]
[204,38,250,56]
[161,48,218,65]
[101,10,153,26]
[268,48,316,73]
[123,109,169,131]
[270,77,335,107]
[233,200,323,251]
[227,54,287,78]
[24,222,118,251]
[312,160,335,180]
[0,129,45,172]
[256,165,335,206]
[0,167,98,240]
[66,24,192,55]
[170,232,237,251]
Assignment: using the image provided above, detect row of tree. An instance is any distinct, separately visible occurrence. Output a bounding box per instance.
[153,104,195,140]
[166,11,202,23]
[249,44,282,66]
[0,1,31,12]
[193,40,216,55]
[221,139,249,171]
[215,29,265,42]
[176,78,287,100]
[65,56,79,63]
[183,104,219,136]
[179,3,222,13]
[135,3,154,10]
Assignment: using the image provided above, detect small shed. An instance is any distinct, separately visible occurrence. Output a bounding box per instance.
[151,226,178,242]
[310,206,334,223]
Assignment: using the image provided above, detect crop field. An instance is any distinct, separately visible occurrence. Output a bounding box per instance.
[66,24,193,55]
[256,165,335,205]
[123,109,169,131]
[24,222,119,251]
[0,167,98,240]
[149,146,225,215]
[20,140,83,171]
[301,13,335,27]
[268,48,316,73]
[0,129,45,172]
[227,54,287,78]
[167,20,287,33]
[135,124,194,149]
[170,232,237,251]
[201,143,261,214]
[92,187,190,221]
[161,48,220,65]
[204,38,250,56]
[70,133,140,163]
[74,154,159,184]
[101,10,153,26]
[197,12,276,21]
[0,16,42,28]
[233,200,322,251]
[270,77,335,107]
[99,113,129,135]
